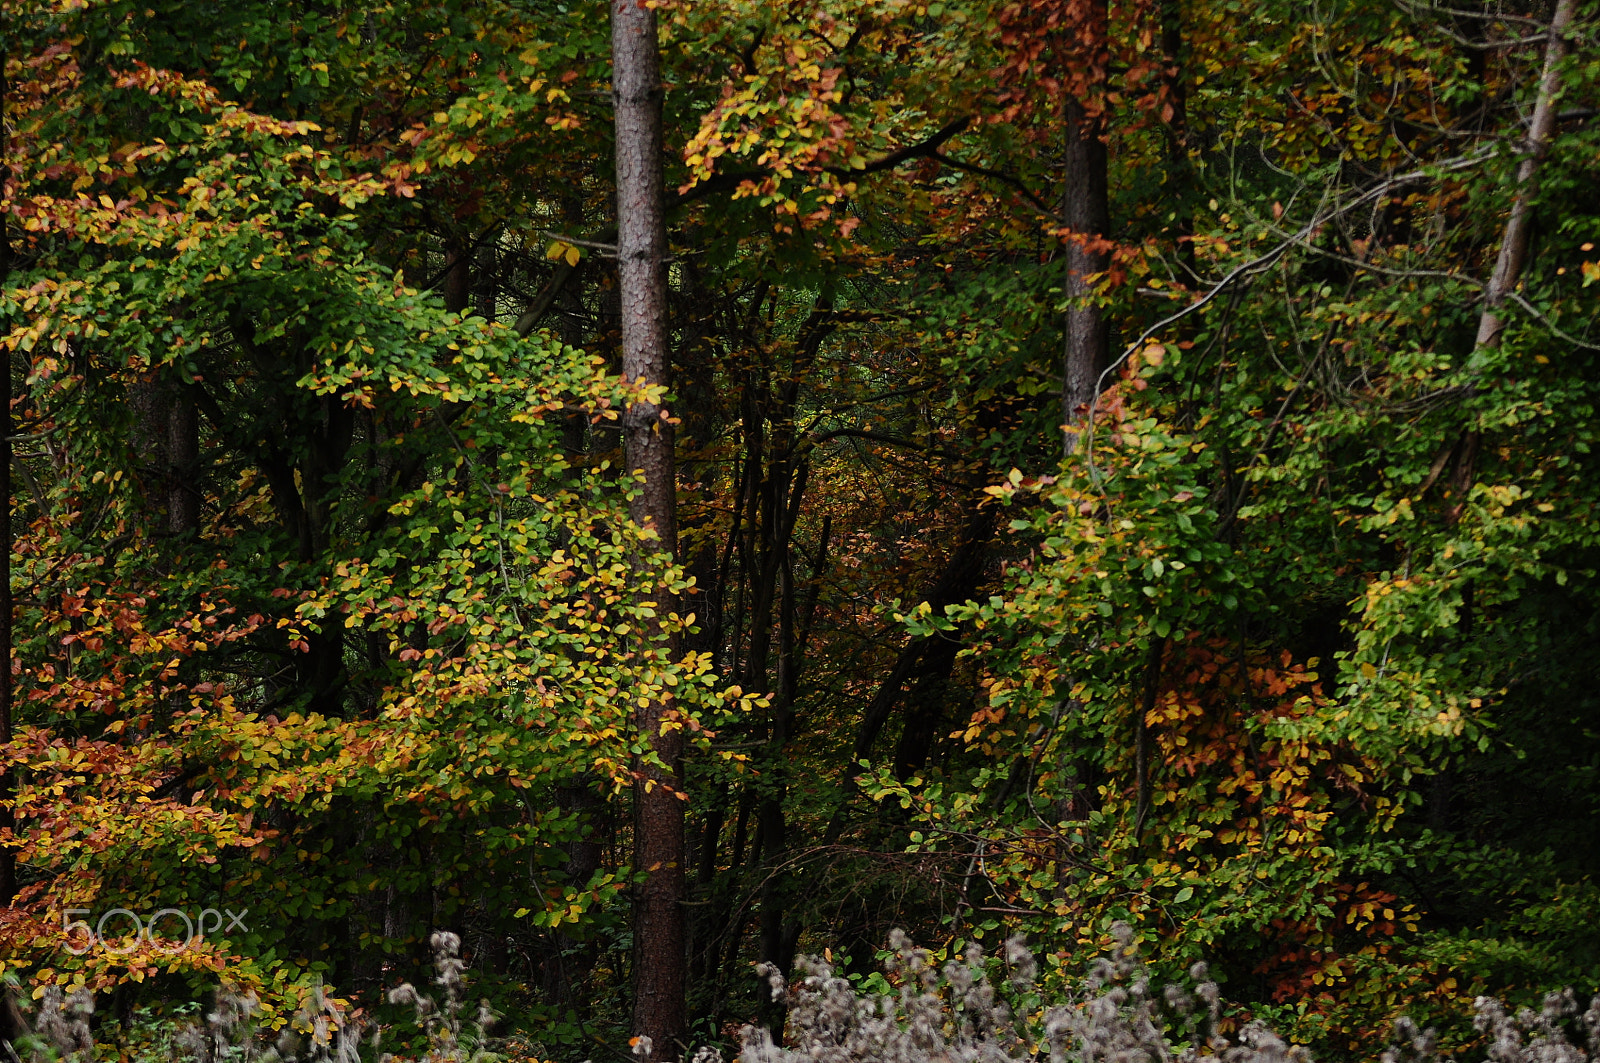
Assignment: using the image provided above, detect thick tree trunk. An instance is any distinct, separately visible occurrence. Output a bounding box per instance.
[1061,0,1111,454]
[612,0,686,1057]
[1473,0,1576,353]
[128,380,172,509]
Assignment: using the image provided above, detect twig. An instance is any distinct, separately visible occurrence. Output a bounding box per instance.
[1506,290,1600,352]
[539,231,620,254]
[1079,146,1497,470]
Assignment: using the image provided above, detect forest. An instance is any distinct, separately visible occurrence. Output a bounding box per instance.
[1,0,1599,1060]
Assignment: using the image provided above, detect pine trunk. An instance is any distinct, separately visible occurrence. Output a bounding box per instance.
[613,0,686,1057]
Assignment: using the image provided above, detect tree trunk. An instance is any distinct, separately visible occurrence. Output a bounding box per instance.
[443,238,470,316]
[1473,0,1576,354]
[890,635,962,782]
[824,506,995,842]
[543,779,605,1002]
[1160,0,1199,283]
[1061,0,1111,453]
[613,0,686,1056]
[476,241,498,322]
[168,391,200,536]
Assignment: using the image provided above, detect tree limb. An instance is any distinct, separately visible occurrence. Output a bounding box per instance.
[673,117,972,208]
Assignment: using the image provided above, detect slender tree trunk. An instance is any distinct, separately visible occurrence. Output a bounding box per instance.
[1159,0,1188,169]
[754,484,805,1034]
[348,817,390,1002]
[476,241,497,322]
[443,239,470,316]
[1160,0,1199,283]
[1133,639,1165,842]
[1061,0,1111,453]
[890,636,962,781]
[168,393,200,536]
[543,779,605,1001]
[824,506,995,842]
[613,0,686,1056]
[1473,0,1576,353]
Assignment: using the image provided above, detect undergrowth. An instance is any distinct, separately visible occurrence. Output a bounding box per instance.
[6,927,1596,1063]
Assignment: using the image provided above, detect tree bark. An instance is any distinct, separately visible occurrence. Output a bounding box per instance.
[613,0,686,1057]
[1473,0,1576,353]
[443,238,470,317]
[168,392,200,536]
[890,634,962,782]
[476,241,497,322]
[1061,0,1111,453]
[824,506,995,842]
[543,779,605,1001]
[1160,0,1199,283]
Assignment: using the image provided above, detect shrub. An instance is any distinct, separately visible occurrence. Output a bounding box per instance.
[7,925,1596,1063]
[730,926,1600,1063]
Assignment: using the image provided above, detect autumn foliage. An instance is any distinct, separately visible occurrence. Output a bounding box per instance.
[3,0,1600,1059]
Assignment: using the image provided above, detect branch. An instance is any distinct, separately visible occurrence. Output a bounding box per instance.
[1079,147,1499,466]
[513,225,617,337]
[827,116,971,178]
[417,220,503,295]
[672,117,972,208]
[1505,291,1600,352]
[928,150,1060,219]
[1391,0,1549,26]
[1474,0,1578,352]
[3,426,62,443]
[803,427,964,462]
[539,231,620,254]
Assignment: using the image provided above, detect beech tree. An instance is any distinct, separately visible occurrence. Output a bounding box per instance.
[2,0,1599,1059]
